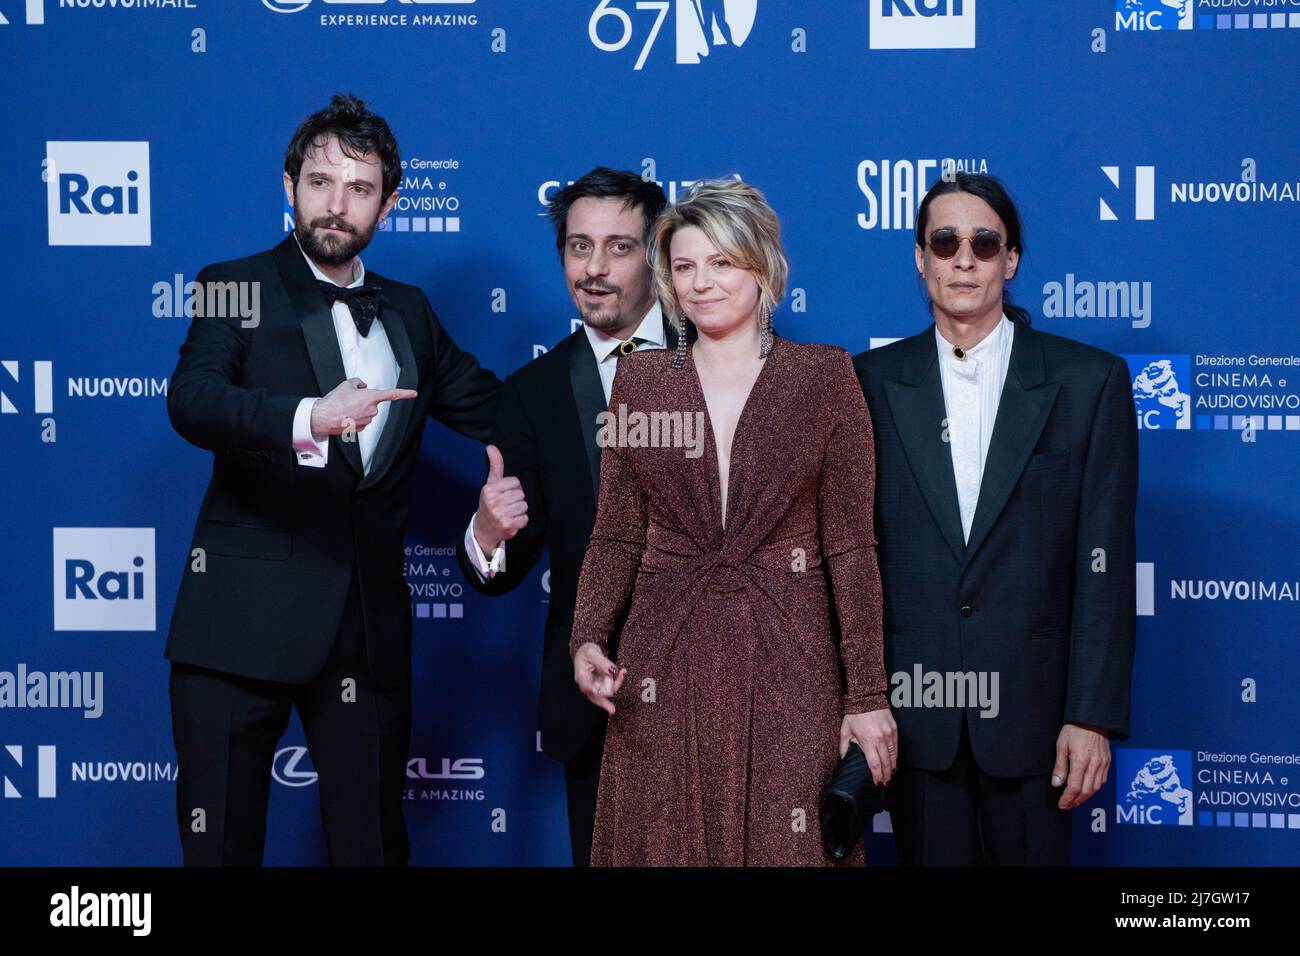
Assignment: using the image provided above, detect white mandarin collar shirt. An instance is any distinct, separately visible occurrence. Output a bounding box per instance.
[935,313,1015,543]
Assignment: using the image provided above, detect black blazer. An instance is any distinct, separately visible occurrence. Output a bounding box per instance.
[165,234,500,689]
[853,320,1138,777]
[456,321,677,764]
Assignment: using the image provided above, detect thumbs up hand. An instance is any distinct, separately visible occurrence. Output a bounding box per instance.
[473,443,528,554]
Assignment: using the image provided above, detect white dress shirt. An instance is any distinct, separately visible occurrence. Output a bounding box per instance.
[463,301,667,579]
[935,313,1014,543]
[290,236,400,475]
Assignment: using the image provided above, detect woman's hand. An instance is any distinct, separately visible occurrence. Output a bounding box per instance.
[573,642,627,716]
[840,708,898,786]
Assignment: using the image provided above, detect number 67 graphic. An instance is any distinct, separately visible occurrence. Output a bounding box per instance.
[589,0,672,71]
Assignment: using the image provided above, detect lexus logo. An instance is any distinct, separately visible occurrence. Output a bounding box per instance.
[272,746,317,787]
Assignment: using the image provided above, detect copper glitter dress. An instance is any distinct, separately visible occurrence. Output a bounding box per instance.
[569,339,888,866]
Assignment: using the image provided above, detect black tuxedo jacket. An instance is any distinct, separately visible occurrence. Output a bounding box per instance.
[853,320,1138,777]
[455,321,677,764]
[165,234,500,689]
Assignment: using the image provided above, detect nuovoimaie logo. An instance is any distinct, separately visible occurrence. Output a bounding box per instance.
[1116,749,1194,825]
[2,745,57,799]
[0,0,44,25]
[0,360,54,416]
[1100,165,1156,222]
[1115,0,1193,32]
[1126,355,1192,430]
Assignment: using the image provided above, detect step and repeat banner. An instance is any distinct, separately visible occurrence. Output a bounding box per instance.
[1,0,1297,866]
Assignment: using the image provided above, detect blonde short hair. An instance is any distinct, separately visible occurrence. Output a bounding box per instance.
[650,178,788,324]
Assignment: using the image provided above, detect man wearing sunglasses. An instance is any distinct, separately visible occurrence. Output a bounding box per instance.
[854,173,1138,866]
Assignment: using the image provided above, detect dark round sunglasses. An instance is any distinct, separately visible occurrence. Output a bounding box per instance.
[924,228,1007,261]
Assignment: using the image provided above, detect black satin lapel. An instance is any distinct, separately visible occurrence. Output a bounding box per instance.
[962,324,1059,567]
[568,337,606,502]
[882,340,966,566]
[273,236,363,479]
[356,294,419,491]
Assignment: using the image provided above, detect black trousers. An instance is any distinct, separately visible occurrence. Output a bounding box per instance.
[562,714,606,867]
[888,713,1072,866]
[169,571,411,866]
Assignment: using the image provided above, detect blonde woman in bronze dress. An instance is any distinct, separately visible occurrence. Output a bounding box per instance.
[570,180,897,866]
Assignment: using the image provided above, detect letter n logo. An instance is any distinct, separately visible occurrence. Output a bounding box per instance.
[1100,165,1155,221]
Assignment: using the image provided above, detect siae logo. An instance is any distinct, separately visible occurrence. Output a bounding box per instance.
[870,0,974,50]
[857,158,989,230]
[45,141,151,247]
[1125,355,1192,430]
[1115,0,1193,32]
[590,0,757,70]
[1100,165,1156,221]
[2,744,57,799]
[52,528,156,632]
[1116,750,1194,825]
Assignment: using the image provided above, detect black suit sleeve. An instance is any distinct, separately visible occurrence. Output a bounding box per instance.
[1065,355,1139,738]
[167,264,302,466]
[423,300,501,443]
[456,374,549,595]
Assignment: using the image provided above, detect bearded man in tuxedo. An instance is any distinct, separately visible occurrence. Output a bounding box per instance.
[166,93,500,866]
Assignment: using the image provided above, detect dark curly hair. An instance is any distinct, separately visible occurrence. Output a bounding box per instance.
[284,92,401,202]
[546,167,668,260]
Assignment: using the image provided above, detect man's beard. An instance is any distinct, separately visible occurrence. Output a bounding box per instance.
[295,205,378,268]
[576,281,630,332]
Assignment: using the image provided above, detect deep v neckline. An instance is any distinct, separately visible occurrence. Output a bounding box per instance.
[687,343,774,532]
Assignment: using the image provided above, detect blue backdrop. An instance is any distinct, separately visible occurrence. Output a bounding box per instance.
[2,0,1298,866]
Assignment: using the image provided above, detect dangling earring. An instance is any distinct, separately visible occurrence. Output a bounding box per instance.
[671,310,689,369]
[758,304,773,359]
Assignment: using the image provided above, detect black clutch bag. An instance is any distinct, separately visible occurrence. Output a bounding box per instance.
[819,743,888,861]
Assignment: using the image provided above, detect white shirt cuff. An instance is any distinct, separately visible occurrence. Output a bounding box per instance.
[292,397,329,467]
[465,513,505,580]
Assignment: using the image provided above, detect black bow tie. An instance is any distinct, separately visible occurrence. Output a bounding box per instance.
[318,280,382,337]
